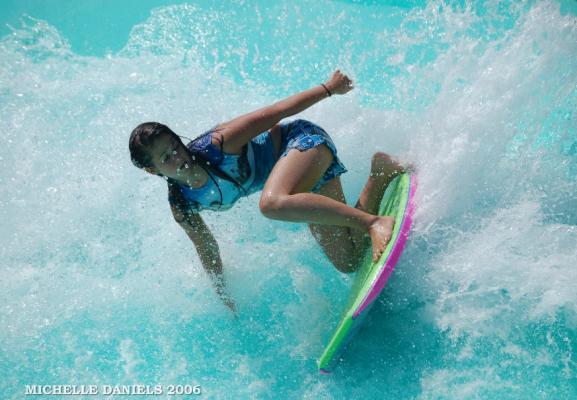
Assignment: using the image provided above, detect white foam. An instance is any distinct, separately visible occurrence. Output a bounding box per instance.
[1,0,576,396]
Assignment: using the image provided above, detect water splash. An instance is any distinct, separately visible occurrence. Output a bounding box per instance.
[1,1,576,398]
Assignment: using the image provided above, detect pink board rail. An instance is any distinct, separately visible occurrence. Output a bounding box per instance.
[317,173,417,374]
[352,174,417,319]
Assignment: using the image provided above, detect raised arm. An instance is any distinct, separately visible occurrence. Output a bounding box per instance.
[171,205,237,316]
[214,70,354,153]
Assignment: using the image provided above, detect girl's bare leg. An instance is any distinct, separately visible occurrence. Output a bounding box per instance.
[347,152,407,260]
[259,145,396,267]
[307,176,360,273]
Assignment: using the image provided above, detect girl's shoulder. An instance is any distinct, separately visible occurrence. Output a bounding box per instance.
[187,128,224,166]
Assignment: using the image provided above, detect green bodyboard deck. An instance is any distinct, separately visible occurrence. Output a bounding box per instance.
[318,173,417,374]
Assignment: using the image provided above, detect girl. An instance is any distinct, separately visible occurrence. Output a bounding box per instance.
[129,70,406,314]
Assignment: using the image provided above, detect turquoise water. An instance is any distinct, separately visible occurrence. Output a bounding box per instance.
[1,0,576,398]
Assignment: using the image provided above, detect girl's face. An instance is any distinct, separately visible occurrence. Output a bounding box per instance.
[146,133,193,180]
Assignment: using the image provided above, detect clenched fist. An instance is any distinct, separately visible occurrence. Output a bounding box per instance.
[324,70,354,95]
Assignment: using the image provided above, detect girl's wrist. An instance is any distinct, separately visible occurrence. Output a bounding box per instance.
[320,83,332,97]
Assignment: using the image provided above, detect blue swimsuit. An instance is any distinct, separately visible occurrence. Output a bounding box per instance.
[171,119,347,213]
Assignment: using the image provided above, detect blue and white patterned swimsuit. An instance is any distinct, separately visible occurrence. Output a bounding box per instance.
[171,119,348,213]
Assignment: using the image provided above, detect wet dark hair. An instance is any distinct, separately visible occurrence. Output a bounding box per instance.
[128,121,166,169]
[129,122,248,219]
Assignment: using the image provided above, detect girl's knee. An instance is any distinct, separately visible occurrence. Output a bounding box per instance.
[331,241,360,273]
[334,259,359,274]
[372,151,391,163]
[259,193,288,219]
[311,227,359,273]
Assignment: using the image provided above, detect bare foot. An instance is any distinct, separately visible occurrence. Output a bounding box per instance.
[368,216,395,262]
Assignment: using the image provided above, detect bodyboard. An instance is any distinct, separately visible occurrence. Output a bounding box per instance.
[318,173,417,374]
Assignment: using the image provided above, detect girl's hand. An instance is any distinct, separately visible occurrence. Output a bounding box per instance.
[324,70,354,95]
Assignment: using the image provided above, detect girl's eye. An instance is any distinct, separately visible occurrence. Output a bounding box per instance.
[162,147,177,163]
